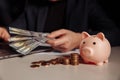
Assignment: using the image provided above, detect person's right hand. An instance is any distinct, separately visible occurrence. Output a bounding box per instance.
[0,27,10,41]
[47,29,82,52]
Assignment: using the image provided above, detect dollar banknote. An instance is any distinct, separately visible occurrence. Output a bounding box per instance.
[9,40,34,49]
[9,27,49,43]
[9,27,49,37]
[16,40,40,55]
[8,36,33,42]
[8,27,52,55]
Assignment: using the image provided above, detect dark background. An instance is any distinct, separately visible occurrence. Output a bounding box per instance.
[0,0,120,29]
[0,0,26,26]
[97,0,120,29]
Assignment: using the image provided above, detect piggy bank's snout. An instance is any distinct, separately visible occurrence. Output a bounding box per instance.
[81,47,93,56]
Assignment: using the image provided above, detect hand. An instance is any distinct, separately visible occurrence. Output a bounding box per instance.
[47,29,82,52]
[0,27,10,41]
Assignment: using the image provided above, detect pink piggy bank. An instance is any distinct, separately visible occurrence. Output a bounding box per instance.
[80,32,111,66]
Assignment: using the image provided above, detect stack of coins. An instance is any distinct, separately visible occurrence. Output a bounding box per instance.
[62,57,70,65]
[70,53,80,65]
[30,53,80,68]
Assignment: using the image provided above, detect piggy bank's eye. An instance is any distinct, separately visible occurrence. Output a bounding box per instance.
[93,42,96,45]
[83,41,85,44]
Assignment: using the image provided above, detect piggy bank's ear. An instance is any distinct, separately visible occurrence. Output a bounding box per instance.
[96,32,105,41]
[81,32,90,39]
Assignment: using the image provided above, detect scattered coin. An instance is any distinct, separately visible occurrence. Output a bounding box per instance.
[30,53,80,68]
[30,64,40,68]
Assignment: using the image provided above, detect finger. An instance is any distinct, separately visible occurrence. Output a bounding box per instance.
[52,46,66,52]
[4,34,10,42]
[0,32,2,38]
[1,32,5,38]
[2,31,10,41]
[58,43,72,52]
[47,36,68,46]
[53,44,71,52]
[0,27,10,41]
[47,29,68,38]
[1,33,6,41]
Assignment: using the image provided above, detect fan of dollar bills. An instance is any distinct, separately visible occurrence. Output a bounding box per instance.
[8,27,51,55]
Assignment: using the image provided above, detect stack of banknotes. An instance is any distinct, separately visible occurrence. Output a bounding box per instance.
[8,27,51,55]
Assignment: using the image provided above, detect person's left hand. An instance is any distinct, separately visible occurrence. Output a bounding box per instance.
[0,27,10,42]
[46,29,82,52]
